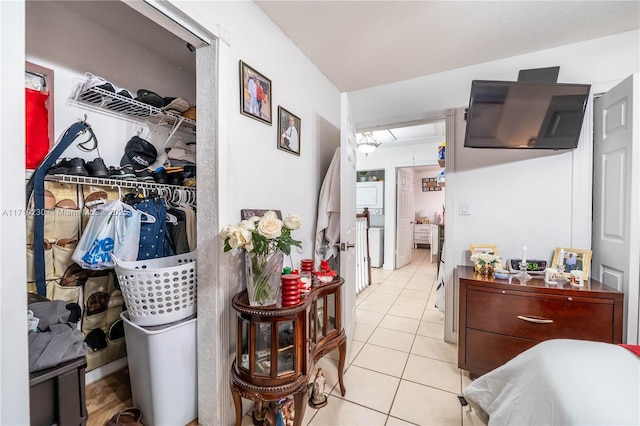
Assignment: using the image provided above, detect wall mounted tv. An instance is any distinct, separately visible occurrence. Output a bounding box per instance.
[463,80,591,149]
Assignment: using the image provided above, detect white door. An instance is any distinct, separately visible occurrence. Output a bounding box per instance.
[396,168,414,269]
[592,74,639,344]
[339,93,357,357]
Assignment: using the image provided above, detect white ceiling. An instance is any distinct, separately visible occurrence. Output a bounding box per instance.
[256,1,640,92]
[51,1,639,150]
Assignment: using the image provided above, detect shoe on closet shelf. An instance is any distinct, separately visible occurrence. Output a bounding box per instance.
[135,89,165,109]
[108,165,136,181]
[162,97,190,114]
[152,167,167,184]
[79,73,115,103]
[46,157,88,176]
[106,87,135,111]
[134,168,154,182]
[86,157,110,178]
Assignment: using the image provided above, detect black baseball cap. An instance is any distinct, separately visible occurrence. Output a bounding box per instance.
[120,136,158,168]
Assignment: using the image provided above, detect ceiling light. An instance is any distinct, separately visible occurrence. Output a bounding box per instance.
[357,132,380,155]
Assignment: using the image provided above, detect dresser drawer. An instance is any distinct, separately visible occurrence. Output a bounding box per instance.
[465,287,616,342]
[463,328,538,376]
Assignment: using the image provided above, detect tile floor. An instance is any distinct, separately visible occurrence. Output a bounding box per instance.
[243,248,486,426]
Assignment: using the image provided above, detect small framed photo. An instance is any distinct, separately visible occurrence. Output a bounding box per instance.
[470,244,502,269]
[277,106,300,156]
[470,244,499,256]
[551,247,592,280]
[422,177,441,192]
[239,61,272,125]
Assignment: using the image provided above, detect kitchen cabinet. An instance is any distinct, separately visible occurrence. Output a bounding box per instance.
[457,266,624,378]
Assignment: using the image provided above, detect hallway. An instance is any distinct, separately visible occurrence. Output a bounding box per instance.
[243,248,482,425]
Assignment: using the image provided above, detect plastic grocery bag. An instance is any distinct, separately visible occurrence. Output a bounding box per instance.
[72,200,141,270]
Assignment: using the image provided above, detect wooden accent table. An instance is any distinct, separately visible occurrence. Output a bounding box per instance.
[230,277,347,426]
[457,266,624,378]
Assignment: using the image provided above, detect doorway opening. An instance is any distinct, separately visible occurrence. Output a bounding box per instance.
[356,119,446,271]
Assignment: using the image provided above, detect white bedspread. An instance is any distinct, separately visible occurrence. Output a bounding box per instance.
[462,339,640,426]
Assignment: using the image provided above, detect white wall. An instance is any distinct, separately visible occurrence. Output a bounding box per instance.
[352,30,640,266]
[172,1,341,255]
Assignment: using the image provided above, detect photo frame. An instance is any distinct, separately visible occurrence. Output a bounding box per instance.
[422,177,441,192]
[241,209,282,221]
[470,244,499,256]
[470,244,502,269]
[551,247,592,280]
[239,61,272,125]
[277,106,301,156]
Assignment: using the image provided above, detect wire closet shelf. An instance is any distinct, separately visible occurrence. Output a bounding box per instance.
[71,86,195,135]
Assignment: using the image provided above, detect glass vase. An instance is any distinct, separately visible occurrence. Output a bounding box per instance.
[474,262,495,276]
[245,250,283,307]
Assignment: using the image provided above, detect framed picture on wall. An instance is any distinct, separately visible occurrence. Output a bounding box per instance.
[422,177,441,192]
[239,61,272,125]
[278,106,301,156]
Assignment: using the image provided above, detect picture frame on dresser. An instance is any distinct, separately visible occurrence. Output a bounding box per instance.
[551,247,592,280]
[469,244,499,256]
[470,244,502,270]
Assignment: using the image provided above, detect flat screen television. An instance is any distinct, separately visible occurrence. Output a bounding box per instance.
[463,80,591,149]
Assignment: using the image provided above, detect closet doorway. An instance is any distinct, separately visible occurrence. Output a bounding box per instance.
[25,1,224,424]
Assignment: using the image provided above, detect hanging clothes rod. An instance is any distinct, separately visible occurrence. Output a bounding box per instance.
[45,175,196,200]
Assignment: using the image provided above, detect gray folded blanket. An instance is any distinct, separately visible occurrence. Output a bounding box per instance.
[28,300,87,372]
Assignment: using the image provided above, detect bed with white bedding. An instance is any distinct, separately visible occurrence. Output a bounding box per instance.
[462,339,640,426]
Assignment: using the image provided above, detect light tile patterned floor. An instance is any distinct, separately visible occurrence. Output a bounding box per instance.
[242,248,486,426]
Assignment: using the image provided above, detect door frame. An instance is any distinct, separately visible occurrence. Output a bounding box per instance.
[124,4,229,424]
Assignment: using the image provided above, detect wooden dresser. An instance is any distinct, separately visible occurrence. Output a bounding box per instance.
[457,266,624,378]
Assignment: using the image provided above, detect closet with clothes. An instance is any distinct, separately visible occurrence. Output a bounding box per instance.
[25,2,202,424]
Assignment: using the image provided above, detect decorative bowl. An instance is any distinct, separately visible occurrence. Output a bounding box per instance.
[494,269,510,280]
[316,275,334,284]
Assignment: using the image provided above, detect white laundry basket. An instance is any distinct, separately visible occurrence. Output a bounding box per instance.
[113,252,196,326]
[121,311,197,426]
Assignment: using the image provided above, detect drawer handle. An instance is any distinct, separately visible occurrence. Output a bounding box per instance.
[517,315,553,324]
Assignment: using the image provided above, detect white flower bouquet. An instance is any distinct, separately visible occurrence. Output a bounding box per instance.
[219,211,303,305]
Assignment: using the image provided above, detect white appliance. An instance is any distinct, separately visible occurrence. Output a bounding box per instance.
[357,181,384,215]
[369,227,384,268]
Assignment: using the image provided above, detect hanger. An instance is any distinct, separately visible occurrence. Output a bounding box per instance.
[166,211,179,225]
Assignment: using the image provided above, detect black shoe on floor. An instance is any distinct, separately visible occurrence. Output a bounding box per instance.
[86,158,109,178]
[46,157,88,176]
[135,168,155,182]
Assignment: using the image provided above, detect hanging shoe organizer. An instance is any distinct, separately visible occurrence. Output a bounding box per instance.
[27,119,94,296]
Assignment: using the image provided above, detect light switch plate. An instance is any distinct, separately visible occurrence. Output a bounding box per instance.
[459,202,471,215]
